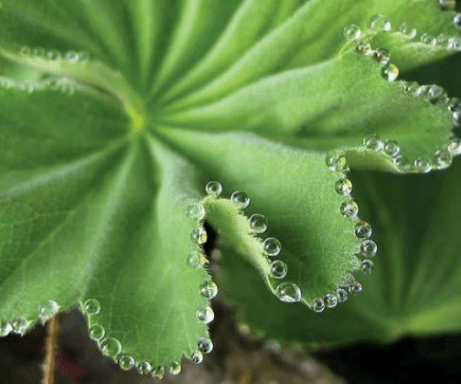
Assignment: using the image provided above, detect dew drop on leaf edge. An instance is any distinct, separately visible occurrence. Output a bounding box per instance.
[274,282,302,303]
[196,306,214,325]
[198,337,213,354]
[100,337,122,358]
[89,323,105,340]
[138,361,152,375]
[324,293,338,309]
[191,350,204,364]
[83,298,101,316]
[119,355,135,370]
[230,191,250,209]
[249,214,268,234]
[270,260,288,279]
[200,280,218,300]
[205,181,222,197]
[312,298,325,313]
[263,237,282,257]
[38,300,59,323]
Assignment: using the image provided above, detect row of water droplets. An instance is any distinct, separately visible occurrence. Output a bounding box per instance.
[197,181,303,305]
[82,297,206,379]
[345,13,461,172]
[344,4,461,52]
[316,153,377,313]
[0,46,91,94]
[0,300,61,337]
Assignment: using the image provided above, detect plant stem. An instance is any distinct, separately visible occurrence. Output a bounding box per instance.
[44,316,59,384]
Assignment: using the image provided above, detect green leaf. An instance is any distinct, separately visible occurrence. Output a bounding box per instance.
[216,156,461,345]
[0,0,460,373]
[0,84,210,366]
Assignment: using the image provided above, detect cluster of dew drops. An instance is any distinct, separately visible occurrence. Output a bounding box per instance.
[188,181,303,305]
[343,5,461,173]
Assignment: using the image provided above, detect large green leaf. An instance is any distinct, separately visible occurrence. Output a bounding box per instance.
[0,0,460,376]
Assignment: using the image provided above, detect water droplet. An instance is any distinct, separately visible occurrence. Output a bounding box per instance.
[364,134,383,151]
[381,64,399,81]
[454,13,461,29]
[449,98,461,113]
[433,150,452,170]
[325,150,347,172]
[404,81,419,95]
[152,366,165,379]
[187,250,207,269]
[360,240,377,257]
[448,35,461,51]
[100,337,122,358]
[354,221,372,239]
[119,355,135,370]
[200,280,218,300]
[198,337,214,354]
[340,200,359,218]
[438,0,456,11]
[11,317,29,335]
[263,237,282,257]
[427,85,448,105]
[355,41,373,56]
[196,306,214,325]
[448,137,461,155]
[399,22,417,39]
[20,46,31,56]
[393,155,411,170]
[414,158,432,173]
[270,260,288,279]
[249,214,268,234]
[191,227,207,245]
[350,281,363,293]
[336,288,348,303]
[312,298,325,313]
[83,299,101,316]
[343,24,362,40]
[205,181,222,197]
[231,191,250,209]
[275,282,302,303]
[0,321,12,337]
[420,33,437,46]
[324,293,338,308]
[89,323,105,340]
[373,48,390,65]
[191,350,203,364]
[169,362,181,375]
[361,259,374,274]
[383,140,401,157]
[38,300,59,323]
[369,14,392,31]
[138,362,152,375]
[453,111,461,126]
[186,201,205,221]
[32,47,46,58]
[335,178,353,196]
[65,51,79,63]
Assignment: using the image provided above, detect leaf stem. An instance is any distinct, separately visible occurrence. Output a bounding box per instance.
[44,316,59,384]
